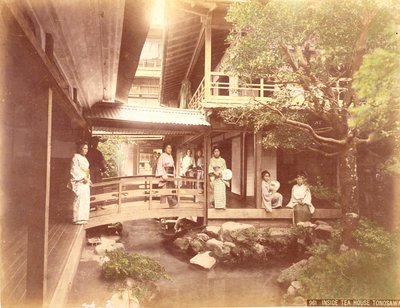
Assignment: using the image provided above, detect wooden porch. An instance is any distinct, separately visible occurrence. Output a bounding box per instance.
[87,176,342,229]
[1,210,85,306]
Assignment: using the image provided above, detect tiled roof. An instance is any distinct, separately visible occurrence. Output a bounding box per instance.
[87,103,210,126]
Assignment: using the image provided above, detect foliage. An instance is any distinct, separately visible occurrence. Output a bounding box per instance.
[351,48,400,175]
[308,176,339,203]
[220,0,398,212]
[102,249,169,282]
[298,219,400,299]
[98,137,127,178]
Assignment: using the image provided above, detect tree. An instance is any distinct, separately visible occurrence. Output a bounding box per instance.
[220,0,399,214]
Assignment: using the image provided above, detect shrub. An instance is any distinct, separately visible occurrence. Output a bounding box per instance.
[298,219,400,299]
[102,249,169,282]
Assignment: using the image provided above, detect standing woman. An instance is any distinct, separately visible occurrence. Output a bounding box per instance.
[208,146,229,209]
[68,141,91,224]
[156,144,177,207]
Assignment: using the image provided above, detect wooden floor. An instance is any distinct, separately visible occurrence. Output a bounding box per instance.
[1,201,84,306]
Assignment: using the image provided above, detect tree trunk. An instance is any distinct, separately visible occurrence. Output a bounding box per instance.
[340,147,360,246]
[338,141,359,214]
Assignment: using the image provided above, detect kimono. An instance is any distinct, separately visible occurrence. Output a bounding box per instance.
[68,153,91,223]
[208,156,229,209]
[262,180,283,212]
[156,152,176,206]
[180,155,194,177]
[286,184,315,223]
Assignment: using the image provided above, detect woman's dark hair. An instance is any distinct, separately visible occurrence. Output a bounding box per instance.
[163,143,172,152]
[212,145,221,152]
[76,140,88,151]
[261,170,271,178]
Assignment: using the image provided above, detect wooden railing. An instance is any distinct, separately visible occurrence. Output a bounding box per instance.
[187,71,347,109]
[188,76,205,110]
[90,176,205,214]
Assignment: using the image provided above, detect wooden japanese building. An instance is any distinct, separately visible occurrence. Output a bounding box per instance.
[0,1,342,307]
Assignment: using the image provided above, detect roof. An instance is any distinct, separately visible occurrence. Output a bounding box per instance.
[160,2,230,106]
[86,103,210,135]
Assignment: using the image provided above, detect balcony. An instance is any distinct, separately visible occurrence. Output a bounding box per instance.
[188,71,346,110]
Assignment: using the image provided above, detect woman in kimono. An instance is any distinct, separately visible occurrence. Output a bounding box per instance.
[208,146,229,209]
[286,175,315,223]
[156,144,177,207]
[261,170,283,212]
[68,141,91,224]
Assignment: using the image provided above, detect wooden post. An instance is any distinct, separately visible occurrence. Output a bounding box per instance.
[240,132,247,199]
[149,178,153,210]
[204,15,212,99]
[260,78,264,98]
[26,87,52,306]
[254,132,263,208]
[118,181,122,213]
[203,133,211,225]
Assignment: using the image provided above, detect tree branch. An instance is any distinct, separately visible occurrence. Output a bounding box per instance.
[254,98,347,146]
[307,146,340,157]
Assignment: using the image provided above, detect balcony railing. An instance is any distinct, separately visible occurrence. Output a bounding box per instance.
[187,71,347,109]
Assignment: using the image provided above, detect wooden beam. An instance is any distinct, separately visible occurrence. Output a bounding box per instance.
[240,132,247,199]
[204,15,212,99]
[208,208,343,220]
[254,132,262,208]
[26,87,52,306]
[186,25,205,79]
[204,133,212,212]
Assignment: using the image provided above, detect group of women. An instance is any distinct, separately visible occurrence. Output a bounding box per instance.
[69,141,314,225]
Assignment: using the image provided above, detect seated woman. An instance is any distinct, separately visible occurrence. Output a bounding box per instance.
[286,175,315,223]
[261,170,283,212]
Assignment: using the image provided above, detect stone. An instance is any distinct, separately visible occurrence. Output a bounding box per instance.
[205,226,221,238]
[190,251,216,270]
[110,291,140,308]
[206,238,224,250]
[296,221,317,228]
[315,220,330,226]
[253,243,265,255]
[293,296,307,306]
[195,233,210,242]
[173,237,190,251]
[277,259,309,286]
[219,222,255,242]
[291,280,303,290]
[269,227,291,237]
[315,224,333,240]
[206,239,231,259]
[95,242,124,256]
[287,285,297,297]
[339,244,349,252]
[190,238,205,253]
[223,241,236,248]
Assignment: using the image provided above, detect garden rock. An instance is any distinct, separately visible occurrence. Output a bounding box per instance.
[205,226,221,238]
[315,220,330,226]
[296,221,317,228]
[291,280,303,290]
[195,233,210,242]
[95,242,124,256]
[110,290,140,308]
[173,237,190,251]
[190,238,205,253]
[287,285,297,297]
[253,243,265,256]
[277,259,309,286]
[315,224,333,240]
[206,239,231,259]
[190,251,216,270]
[219,222,255,242]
